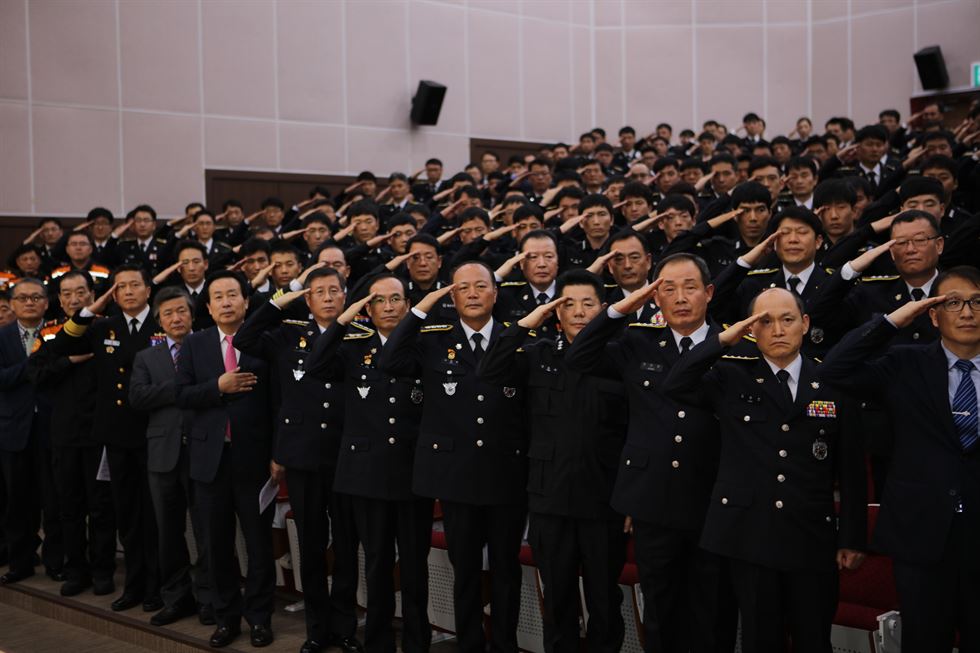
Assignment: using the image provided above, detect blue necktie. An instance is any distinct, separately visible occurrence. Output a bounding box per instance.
[952,359,978,452]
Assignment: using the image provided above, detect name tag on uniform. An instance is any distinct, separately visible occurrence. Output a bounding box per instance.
[806,400,837,418]
[103,338,121,347]
[640,362,664,373]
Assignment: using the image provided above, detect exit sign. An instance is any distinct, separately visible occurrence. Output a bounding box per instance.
[973,62,980,88]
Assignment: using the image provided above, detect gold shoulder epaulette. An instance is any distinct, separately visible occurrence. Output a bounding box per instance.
[155,237,168,244]
[859,275,900,282]
[62,318,86,337]
[350,321,373,333]
[628,322,664,328]
[722,354,759,360]
[343,329,374,340]
[283,319,307,326]
[747,268,778,276]
[823,267,835,275]
[420,324,453,333]
[500,281,527,287]
[603,283,618,288]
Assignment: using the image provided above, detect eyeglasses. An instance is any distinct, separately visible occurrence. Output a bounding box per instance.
[311,287,344,298]
[13,294,46,303]
[370,295,405,307]
[939,297,980,312]
[891,235,941,249]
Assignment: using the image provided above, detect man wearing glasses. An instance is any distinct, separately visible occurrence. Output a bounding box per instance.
[820,266,980,652]
[0,279,50,584]
[808,209,944,498]
[234,267,363,653]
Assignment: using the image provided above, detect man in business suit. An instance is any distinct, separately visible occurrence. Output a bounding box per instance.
[820,266,980,652]
[662,288,867,653]
[130,286,212,627]
[27,270,115,597]
[565,255,735,653]
[0,278,50,584]
[175,271,275,649]
[48,264,163,612]
[379,262,527,653]
[480,269,629,653]
[305,273,432,653]
[234,267,363,653]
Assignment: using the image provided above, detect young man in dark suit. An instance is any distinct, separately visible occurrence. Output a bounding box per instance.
[175,270,276,649]
[820,266,980,652]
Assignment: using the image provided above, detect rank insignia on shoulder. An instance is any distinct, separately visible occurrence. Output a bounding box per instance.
[283,319,308,326]
[747,268,778,276]
[628,322,661,328]
[420,324,453,333]
[859,275,900,282]
[500,281,527,287]
[806,400,837,418]
[722,355,760,361]
[343,331,372,340]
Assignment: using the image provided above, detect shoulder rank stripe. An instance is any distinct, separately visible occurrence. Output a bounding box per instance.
[350,321,374,333]
[628,322,664,328]
[420,324,453,333]
[63,318,86,337]
[499,281,527,287]
[722,354,760,360]
[343,330,374,340]
[283,319,308,326]
[859,275,900,282]
[746,268,778,276]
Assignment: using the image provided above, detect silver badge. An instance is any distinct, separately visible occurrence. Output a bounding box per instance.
[357,385,370,399]
[411,387,423,404]
[292,369,305,381]
[811,381,820,390]
[812,439,828,461]
[443,382,457,396]
[810,328,824,344]
[503,387,516,398]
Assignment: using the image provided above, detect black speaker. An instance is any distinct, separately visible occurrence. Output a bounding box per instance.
[914,46,949,90]
[410,80,446,126]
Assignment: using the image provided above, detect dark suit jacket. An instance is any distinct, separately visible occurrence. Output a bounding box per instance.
[175,326,273,484]
[0,323,46,453]
[820,316,980,568]
[565,313,722,529]
[48,311,162,448]
[662,337,867,571]
[130,342,184,474]
[27,323,97,448]
[378,312,527,505]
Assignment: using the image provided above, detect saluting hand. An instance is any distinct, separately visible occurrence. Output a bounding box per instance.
[416,284,455,315]
[517,296,565,330]
[612,278,663,316]
[337,292,377,326]
[885,294,946,329]
[847,239,895,273]
[86,282,119,316]
[273,288,310,309]
[718,311,768,347]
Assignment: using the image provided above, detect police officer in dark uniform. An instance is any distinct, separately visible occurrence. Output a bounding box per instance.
[27,270,116,597]
[305,274,433,653]
[566,254,734,653]
[494,230,561,341]
[662,288,867,653]
[378,261,527,653]
[233,267,363,653]
[48,264,163,613]
[113,205,175,277]
[480,269,628,653]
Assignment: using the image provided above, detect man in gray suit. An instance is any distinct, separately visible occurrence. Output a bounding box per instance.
[130,287,211,627]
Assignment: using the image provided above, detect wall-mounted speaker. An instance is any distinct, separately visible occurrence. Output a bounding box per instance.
[914,46,949,91]
[410,80,446,126]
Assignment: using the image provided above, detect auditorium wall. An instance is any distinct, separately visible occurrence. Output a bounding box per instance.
[1,0,978,219]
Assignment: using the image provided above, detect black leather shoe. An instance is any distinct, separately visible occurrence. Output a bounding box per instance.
[299,640,323,653]
[60,577,92,597]
[142,595,164,612]
[150,599,197,626]
[198,603,216,626]
[327,635,365,653]
[46,568,66,582]
[250,624,274,648]
[92,577,115,596]
[209,624,241,648]
[0,569,34,585]
[110,592,141,612]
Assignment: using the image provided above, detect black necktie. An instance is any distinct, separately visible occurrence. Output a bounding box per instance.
[679,336,693,355]
[536,292,549,306]
[140,242,147,253]
[130,317,139,335]
[471,333,485,362]
[190,291,199,303]
[787,276,801,295]
[776,369,794,406]
[866,169,877,186]
[910,288,925,301]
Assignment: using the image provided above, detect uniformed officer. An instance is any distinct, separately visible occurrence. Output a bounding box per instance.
[305,274,433,653]
[233,267,363,653]
[480,269,628,653]
[47,264,163,612]
[661,288,867,653]
[26,270,116,597]
[565,254,735,653]
[113,205,175,277]
[378,261,527,653]
[494,230,560,341]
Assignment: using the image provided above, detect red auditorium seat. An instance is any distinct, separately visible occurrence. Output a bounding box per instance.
[834,504,899,630]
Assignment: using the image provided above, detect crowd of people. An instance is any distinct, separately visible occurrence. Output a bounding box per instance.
[1,102,979,653]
